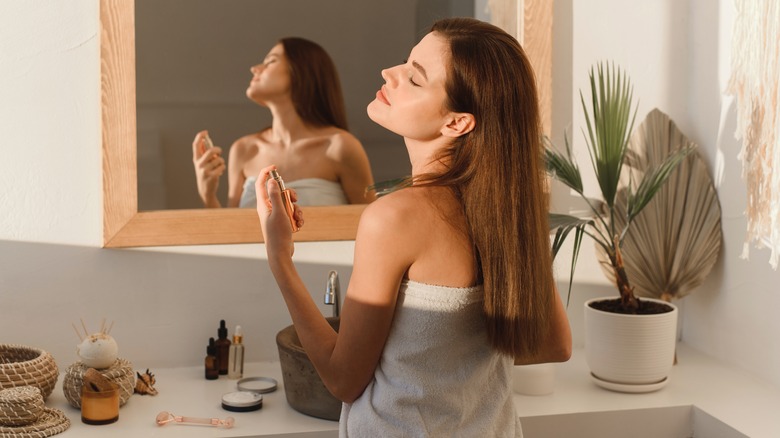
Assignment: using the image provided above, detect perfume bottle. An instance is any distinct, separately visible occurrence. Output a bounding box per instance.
[215,320,231,375]
[202,132,215,150]
[205,338,219,380]
[228,325,245,379]
[269,169,299,232]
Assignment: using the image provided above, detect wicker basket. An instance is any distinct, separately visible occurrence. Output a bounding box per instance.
[0,345,59,400]
[62,358,135,408]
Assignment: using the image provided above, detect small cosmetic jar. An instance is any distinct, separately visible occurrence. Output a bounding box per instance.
[236,376,278,394]
[81,384,120,425]
[221,391,263,412]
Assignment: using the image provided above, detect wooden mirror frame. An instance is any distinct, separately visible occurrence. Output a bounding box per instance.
[101,0,551,248]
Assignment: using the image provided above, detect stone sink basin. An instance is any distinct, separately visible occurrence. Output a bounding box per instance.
[276,317,341,421]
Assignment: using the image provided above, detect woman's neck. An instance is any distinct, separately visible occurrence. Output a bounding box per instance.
[406,137,452,177]
[266,101,313,146]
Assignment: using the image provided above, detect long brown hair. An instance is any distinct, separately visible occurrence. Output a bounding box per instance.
[280,37,349,130]
[422,18,555,358]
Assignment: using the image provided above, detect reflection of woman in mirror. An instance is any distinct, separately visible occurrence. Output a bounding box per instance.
[257,18,571,436]
[192,37,375,208]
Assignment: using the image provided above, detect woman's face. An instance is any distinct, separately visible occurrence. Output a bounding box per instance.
[246,43,292,104]
[367,32,451,141]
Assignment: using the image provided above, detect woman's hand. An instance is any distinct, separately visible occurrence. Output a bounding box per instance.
[192,130,226,208]
[256,165,304,262]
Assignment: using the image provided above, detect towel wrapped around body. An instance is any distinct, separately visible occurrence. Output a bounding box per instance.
[241,176,348,207]
[339,279,522,437]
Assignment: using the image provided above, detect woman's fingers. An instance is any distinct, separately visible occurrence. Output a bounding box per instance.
[196,147,224,169]
[192,130,209,158]
[293,203,304,230]
[256,165,278,214]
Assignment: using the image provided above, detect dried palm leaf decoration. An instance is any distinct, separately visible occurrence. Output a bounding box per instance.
[727,0,780,269]
[596,109,723,301]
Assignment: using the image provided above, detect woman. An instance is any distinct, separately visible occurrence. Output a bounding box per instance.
[257,18,571,437]
[192,37,375,207]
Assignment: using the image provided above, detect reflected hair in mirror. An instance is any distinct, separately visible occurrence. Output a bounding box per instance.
[281,37,349,130]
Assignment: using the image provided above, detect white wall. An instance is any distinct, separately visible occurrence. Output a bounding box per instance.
[682,0,780,389]
[1,0,779,391]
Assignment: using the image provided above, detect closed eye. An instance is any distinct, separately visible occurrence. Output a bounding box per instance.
[402,60,420,87]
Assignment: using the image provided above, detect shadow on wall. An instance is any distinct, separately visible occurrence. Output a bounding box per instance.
[0,240,352,369]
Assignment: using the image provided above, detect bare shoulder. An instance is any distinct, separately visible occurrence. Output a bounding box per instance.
[356,186,474,285]
[229,132,260,156]
[324,129,366,157]
[229,130,270,165]
[353,189,430,270]
[328,128,361,146]
[357,188,435,242]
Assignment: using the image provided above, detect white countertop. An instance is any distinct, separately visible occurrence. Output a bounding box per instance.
[514,343,780,438]
[48,361,339,438]
[44,343,779,438]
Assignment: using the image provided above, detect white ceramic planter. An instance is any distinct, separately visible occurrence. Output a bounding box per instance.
[584,297,678,391]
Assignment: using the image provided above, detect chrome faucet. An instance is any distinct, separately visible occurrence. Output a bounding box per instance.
[324,270,340,318]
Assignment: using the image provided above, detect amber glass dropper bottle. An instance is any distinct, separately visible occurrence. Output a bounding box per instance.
[215,320,232,375]
[205,337,219,380]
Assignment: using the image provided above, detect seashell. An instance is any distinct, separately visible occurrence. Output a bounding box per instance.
[134,369,158,396]
[77,333,118,369]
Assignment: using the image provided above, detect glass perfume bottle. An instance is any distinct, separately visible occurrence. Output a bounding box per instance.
[269,169,299,232]
[228,325,244,379]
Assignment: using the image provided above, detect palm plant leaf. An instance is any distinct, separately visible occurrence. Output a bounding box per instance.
[549,213,591,256]
[549,213,591,305]
[581,62,638,209]
[366,176,412,197]
[544,135,584,194]
[596,109,722,300]
[626,144,695,222]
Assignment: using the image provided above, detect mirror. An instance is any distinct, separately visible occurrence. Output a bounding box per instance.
[135,0,478,210]
[102,0,551,247]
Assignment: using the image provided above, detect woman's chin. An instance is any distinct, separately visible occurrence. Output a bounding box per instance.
[366,100,386,125]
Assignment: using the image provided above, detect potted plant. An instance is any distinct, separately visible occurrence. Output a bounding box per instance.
[546,62,693,392]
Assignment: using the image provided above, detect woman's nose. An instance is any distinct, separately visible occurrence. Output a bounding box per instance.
[381,66,397,85]
[250,64,262,74]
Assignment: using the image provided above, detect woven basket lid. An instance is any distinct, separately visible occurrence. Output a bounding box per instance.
[0,386,45,427]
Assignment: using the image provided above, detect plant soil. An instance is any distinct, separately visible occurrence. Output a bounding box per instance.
[589,298,674,315]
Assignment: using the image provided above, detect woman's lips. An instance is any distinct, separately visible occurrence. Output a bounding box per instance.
[376,86,390,105]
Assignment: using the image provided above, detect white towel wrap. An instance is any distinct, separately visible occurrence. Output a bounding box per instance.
[241,176,348,207]
[339,279,522,437]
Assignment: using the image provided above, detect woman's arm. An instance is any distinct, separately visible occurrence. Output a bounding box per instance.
[257,169,415,402]
[329,132,376,204]
[226,138,254,208]
[514,287,572,365]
